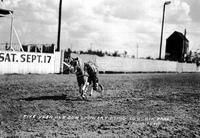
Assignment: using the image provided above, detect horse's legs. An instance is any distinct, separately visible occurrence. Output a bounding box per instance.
[79,87,83,96]
[89,87,93,96]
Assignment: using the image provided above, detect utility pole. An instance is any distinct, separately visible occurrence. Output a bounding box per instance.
[90,43,93,50]
[136,43,139,59]
[56,0,62,51]
[9,13,13,50]
[159,1,171,59]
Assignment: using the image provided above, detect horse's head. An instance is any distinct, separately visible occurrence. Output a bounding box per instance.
[69,57,83,73]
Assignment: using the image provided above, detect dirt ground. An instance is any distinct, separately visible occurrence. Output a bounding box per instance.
[0,73,200,137]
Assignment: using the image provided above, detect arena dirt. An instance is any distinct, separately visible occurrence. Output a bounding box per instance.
[0,73,200,137]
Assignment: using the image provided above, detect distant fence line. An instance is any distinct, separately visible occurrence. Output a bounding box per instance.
[70,53,198,73]
[0,50,198,74]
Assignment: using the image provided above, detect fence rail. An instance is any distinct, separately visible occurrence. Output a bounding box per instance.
[70,53,198,73]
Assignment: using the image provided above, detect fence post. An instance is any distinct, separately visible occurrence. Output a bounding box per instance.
[60,50,64,74]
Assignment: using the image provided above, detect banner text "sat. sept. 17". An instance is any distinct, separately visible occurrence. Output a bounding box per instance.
[0,52,51,63]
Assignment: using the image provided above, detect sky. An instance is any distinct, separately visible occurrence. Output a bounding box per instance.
[0,0,200,58]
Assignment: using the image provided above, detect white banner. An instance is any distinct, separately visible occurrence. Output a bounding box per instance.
[0,52,53,63]
[0,50,57,74]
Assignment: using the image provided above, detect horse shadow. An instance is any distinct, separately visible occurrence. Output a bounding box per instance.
[19,94,84,101]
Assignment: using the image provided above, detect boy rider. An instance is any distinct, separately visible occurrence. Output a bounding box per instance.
[69,58,99,98]
[83,61,99,91]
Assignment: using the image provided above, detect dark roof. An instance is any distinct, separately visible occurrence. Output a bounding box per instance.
[0,8,13,17]
[167,31,189,42]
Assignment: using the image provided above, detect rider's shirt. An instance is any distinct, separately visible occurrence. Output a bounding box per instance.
[84,62,98,76]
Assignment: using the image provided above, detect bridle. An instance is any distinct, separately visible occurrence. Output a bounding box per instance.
[69,58,90,79]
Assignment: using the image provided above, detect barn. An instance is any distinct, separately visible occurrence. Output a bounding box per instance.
[165,31,189,62]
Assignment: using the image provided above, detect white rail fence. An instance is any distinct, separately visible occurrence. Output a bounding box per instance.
[0,51,197,74]
[71,53,198,73]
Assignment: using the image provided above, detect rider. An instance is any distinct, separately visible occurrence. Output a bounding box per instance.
[83,61,99,91]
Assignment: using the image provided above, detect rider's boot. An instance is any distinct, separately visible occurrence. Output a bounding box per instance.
[81,89,87,100]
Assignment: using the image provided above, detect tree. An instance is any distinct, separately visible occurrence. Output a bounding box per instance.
[192,50,200,66]
[105,51,111,56]
[146,56,153,60]
[112,51,120,57]
[123,51,128,57]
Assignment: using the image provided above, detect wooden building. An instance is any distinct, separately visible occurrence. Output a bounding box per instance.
[165,31,189,62]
